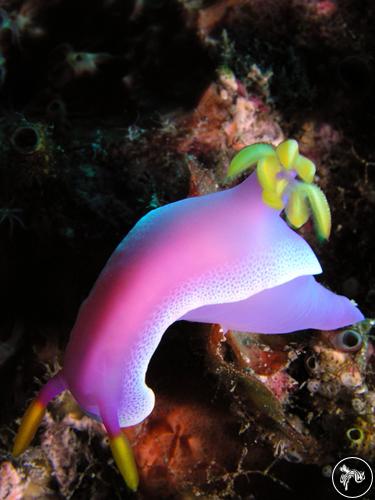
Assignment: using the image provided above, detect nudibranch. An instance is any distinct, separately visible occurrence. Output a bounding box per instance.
[13,139,363,491]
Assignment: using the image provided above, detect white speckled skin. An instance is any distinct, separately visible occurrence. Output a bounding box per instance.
[62,172,362,427]
[182,275,364,333]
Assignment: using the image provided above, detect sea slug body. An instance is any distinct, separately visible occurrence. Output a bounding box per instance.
[13,140,364,491]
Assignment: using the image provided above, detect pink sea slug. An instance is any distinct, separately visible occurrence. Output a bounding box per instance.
[13,140,363,491]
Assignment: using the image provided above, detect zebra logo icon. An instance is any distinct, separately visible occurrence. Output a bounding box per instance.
[332,457,373,498]
[339,464,365,491]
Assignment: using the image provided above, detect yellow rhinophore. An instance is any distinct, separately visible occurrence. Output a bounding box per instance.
[228,139,332,240]
[13,398,46,457]
[109,432,139,492]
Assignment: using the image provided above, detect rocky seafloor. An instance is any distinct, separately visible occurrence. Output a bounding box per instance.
[0,0,374,498]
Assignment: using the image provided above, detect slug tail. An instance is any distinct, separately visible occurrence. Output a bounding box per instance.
[100,402,139,492]
[13,371,66,457]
